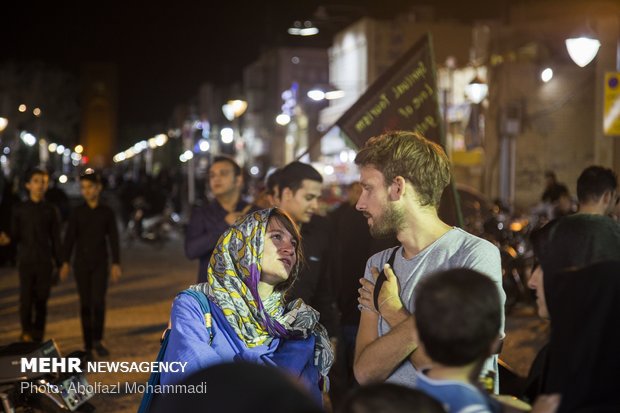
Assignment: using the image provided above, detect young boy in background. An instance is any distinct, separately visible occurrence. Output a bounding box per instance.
[412,268,503,412]
[413,268,559,413]
[0,168,62,342]
[60,169,121,357]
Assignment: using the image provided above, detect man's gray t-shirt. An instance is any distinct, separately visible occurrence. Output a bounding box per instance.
[363,227,504,390]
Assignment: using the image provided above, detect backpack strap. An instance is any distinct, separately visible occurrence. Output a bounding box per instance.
[136,289,214,413]
[136,329,171,413]
[373,247,399,311]
[178,289,213,344]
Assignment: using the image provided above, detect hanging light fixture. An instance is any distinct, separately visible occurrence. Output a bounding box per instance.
[565,36,601,67]
[565,22,601,67]
[288,20,319,36]
[307,84,345,101]
[465,75,488,104]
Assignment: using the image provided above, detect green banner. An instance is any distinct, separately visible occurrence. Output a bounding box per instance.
[336,33,444,148]
[336,33,463,227]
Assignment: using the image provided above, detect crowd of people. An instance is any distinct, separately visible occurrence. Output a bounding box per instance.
[0,168,121,358]
[1,130,619,413]
[144,131,619,413]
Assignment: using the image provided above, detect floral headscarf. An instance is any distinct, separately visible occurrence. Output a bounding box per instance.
[190,208,334,380]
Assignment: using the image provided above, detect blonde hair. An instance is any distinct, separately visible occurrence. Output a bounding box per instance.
[355,131,451,207]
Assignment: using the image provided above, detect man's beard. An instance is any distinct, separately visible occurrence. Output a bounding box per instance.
[369,203,403,238]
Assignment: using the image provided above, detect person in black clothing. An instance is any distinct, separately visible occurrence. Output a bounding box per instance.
[575,165,618,216]
[185,156,254,283]
[328,182,370,385]
[273,161,342,404]
[59,169,121,357]
[0,168,62,342]
[540,170,573,219]
[541,171,567,204]
[0,173,19,267]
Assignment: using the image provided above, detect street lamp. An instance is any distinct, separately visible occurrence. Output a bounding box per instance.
[221,99,248,163]
[222,100,248,121]
[307,84,345,101]
[463,74,488,151]
[565,22,601,68]
[275,113,291,126]
[565,36,601,67]
[288,20,319,36]
[465,75,488,104]
[0,117,7,133]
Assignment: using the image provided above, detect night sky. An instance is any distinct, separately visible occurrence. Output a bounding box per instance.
[2,0,518,131]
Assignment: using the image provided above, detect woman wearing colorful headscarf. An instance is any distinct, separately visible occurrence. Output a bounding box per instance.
[160,208,333,403]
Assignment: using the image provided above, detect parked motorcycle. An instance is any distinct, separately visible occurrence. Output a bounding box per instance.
[0,340,95,412]
[125,197,181,246]
[483,201,536,314]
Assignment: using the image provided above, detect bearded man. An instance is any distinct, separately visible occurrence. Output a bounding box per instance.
[352,131,505,394]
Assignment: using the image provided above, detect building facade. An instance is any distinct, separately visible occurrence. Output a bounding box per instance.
[482,0,620,209]
[243,47,329,170]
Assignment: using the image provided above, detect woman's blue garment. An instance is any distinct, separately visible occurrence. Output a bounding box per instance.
[161,293,321,403]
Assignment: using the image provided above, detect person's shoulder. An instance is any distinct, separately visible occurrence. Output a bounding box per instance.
[173,289,208,313]
[189,200,214,215]
[558,213,620,236]
[448,227,498,252]
[417,375,491,412]
[308,214,329,228]
[561,212,612,225]
[440,229,501,272]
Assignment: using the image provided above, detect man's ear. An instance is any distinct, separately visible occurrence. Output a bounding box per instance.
[602,190,613,205]
[280,187,292,202]
[389,176,407,201]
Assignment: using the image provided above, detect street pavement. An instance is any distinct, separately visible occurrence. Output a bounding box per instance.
[0,231,548,412]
